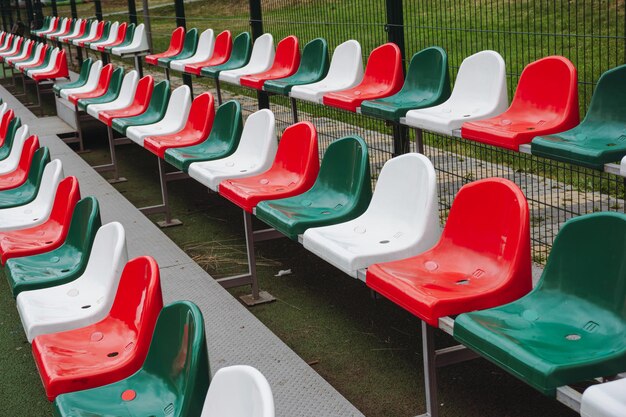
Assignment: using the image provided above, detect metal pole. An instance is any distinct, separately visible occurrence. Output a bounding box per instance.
[174,0,192,90]
[249,0,269,109]
[0,0,7,32]
[33,0,42,31]
[69,0,82,63]
[141,0,152,52]
[13,0,21,24]
[50,0,57,17]
[386,0,409,155]
[128,0,137,24]
[6,0,13,29]
[94,0,102,20]
[24,0,33,34]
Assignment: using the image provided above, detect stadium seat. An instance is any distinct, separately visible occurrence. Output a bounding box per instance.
[89,21,119,51]
[46,17,70,41]
[97,75,154,126]
[170,28,215,72]
[164,100,243,172]
[290,39,363,103]
[68,20,96,46]
[6,201,103,298]
[219,33,274,85]
[256,135,372,240]
[157,28,198,69]
[72,19,100,47]
[146,27,186,66]
[29,48,69,82]
[0,134,40,191]
[86,70,140,119]
[67,63,114,105]
[59,60,103,100]
[112,23,150,56]
[200,366,274,417]
[462,56,579,150]
[53,301,210,417]
[32,16,55,37]
[0,126,33,175]
[0,114,21,152]
[76,67,125,111]
[57,18,86,43]
[366,178,532,326]
[219,121,319,213]
[103,23,135,54]
[263,37,329,95]
[239,35,300,90]
[302,153,440,278]
[188,108,276,191]
[18,45,51,75]
[53,58,92,95]
[95,22,128,52]
[3,39,33,65]
[581,379,626,417]
[183,30,232,75]
[112,79,170,134]
[454,211,626,396]
[360,46,451,122]
[200,31,251,79]
[77,21,110,49]
[404,50,508,135]
[144,92,214,157]
[48,17,74,41]
[531,64,626,169]
[125,84,191,146]
[0,147,49,209]
[32,256,163,400]
[14,43,46,72]
[16,198,126,342]
[0,176,79,266]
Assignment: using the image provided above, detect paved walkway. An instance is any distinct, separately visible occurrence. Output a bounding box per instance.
[0,85,365,417]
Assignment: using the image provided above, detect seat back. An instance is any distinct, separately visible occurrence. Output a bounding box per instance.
[92,63,115,93]
[449,50,508,105]
[102,21,119,44]
[580,64,626,124]
[212,30,233,63]
[98,21,112,42]
[401,46,451,102]
[32,158,63,213]
[161,85,191,124]
[2,125,30,168]
[326,40,363,83]
[142,301,210,417]
[126,23,148,51]
[64,192,102,254]
[75,57,93,85]
[81,59,104,90]
[108,255,163,349]
[208,100,243,150]
[248,33,274,66]
[271,121,319,181]
[185,92,215,136]
[181,28,199,56]
[146,79,170,115]
[14,135,41,178]
[0,109,15,141]
[441,178,531,277]
[195,28,215,57]
[115,70,139,102]
[507,56,579,122]
[24,146,50,190]
[114,22,127,44]
[367,153,439,232]
[537,212,626,315]
[236,109,276,159]
[224,32,252,68]
[201,366,274,417]
[271,35,300,72]
[2,116,21,151]
[105,67,125,95]
[48,176,80,227]
[131,75,155,108]
[120,23,135,46]
[361,43,403,89]
[296,38,329,81]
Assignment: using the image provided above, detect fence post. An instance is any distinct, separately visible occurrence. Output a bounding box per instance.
[69,0,82,64]
[141,0,152,52]
[249,0,269,109]
[50,0,57,17]
[33,0,42,31]
[127,0,142,76]
[174,0,192,91]
[93,0,108,64]
[24,0,33,33]
[13,0,21,25]
[0,0,7,32]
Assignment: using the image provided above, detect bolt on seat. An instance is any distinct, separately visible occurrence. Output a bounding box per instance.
[239,35,301,90]
[188,108,276,191]
[184,30,232,75]
[581,378,626,417]
[164,100,243,172]
[200,31,251,79]
[360,46,451,122]
[454,211,626,396]
[53,301,210,417]
[0,146,49,209]
[32,255,163,401]
[531,64,626,170]
[404,50,508,135]
[219,33,274,86]
[256,135,372,240]
[157,28,198,69]
[302,153,441,278]
[290,40,363,104]
[462,56,580,150]
[170,28,215,72]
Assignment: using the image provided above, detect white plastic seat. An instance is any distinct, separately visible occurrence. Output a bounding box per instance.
[59,60,103,100]
[188,109,277,191]
[170,28,215,72]
[219,33,274,86]
[72,21,99,46]
[581,379,626,417]
[0,126,30,175]
[302,153,441,278]
[14,43,44,70]
[403,50,509,135]
[16,221,128,343]
[90,21,119,51]
[126,85,192,146]
[0,159,63,232]
[111,23,149,56]
[45,17,69,40]
[26,47,60,77]
[57,18,83,43]
[290,40,363,104]
[86,70,139,119]
[201,365,275,417]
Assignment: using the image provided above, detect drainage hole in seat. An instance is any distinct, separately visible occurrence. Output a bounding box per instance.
[61,269,70,273]
[107,352,119,357]
[456,279,469,285]
[45,241,53,244]
[379,240,390,244]
[321,210,330,215]
[565,334,581,341]
[81,305,91,309]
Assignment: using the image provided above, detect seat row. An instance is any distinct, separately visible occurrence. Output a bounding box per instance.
[148,25,626,176]
[0,103,275,417]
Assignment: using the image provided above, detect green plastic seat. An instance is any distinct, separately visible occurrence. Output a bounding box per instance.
[112,80,170,135]
[255,135,372,240]
[158,28,198,69]
[53,58,93,95]
[104,23,135,54]
[77,67,124,112]
[0,147,50,209]
[454,212,626,396]
[53,300,210,417]
[164,100,243,172]
[263,38,329,95]
[531,64,626,169]
[201,32,251,79]
[0,117,22,160]
[360,46,451,122]
[5,198,102,297]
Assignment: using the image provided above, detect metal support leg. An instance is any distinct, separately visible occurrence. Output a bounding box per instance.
[134,55,143,78]
[72,104,86,151]
[419,321,439,417]
[215,77,222,105]
[415,127,425,154]
[138,157,182,228]
[290,97,299,123]
[164,67,170,82]
[36,82,44,117]
[92,125,128,183]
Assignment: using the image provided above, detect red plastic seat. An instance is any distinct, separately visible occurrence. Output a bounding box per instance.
[0,176,80,264]
[31,49,69,82]
[0,109,15,145]
[145,27,185,66]
[239,35,300,90]
[322,43,404,112]
[67,63,114,105]
[0,135,39,191]
[77,21,104,48]
[95,22,127,52]
[183,30,232,75]
[99,75,154,126]
[461,56,580,150]
[19,45,49,73]
[144,92,215,158]
[32,255,163,401]
[219,121,319,213]
[366,178,532,326]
